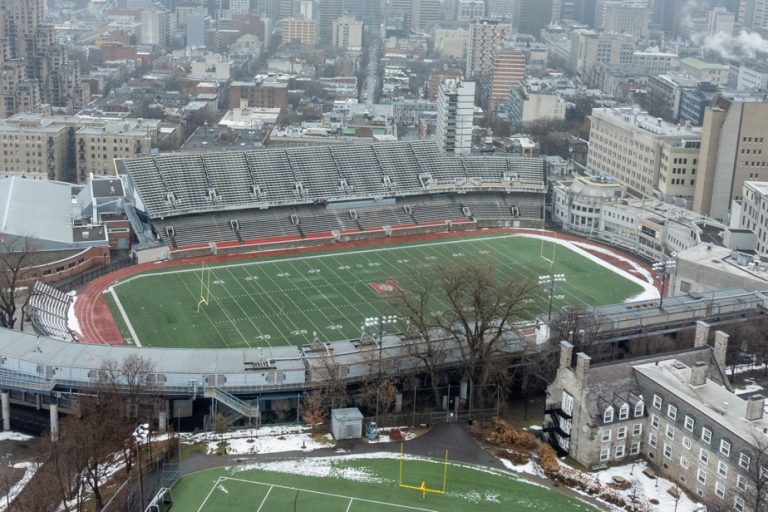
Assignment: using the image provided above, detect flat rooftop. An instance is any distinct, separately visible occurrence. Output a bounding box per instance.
[593,107,701,138]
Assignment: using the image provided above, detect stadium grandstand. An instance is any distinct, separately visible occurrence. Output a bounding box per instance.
[24,282,75,342]
[117,140,546,255]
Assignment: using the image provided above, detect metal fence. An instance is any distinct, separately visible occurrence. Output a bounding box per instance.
[55,256,135,293]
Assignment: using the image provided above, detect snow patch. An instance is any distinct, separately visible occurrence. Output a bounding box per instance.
[66,293,82,336]
[183,424,333,455]
[0,462,39,512]
[0,432,33,442]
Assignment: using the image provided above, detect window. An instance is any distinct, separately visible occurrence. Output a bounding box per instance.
[667,404,677,420]
[720,440,731,457]
[735,496,745,512]
[737,474,747,491]
[700,449,710,465]
[684,415,694,432]
[634,400,644,417]
[666,425,675,440]
[602,430,611,443]
[664,444,672,459]
[619,404,629,420]
[633,423,643,436]
[649,433,657,448]
[651,414,660,430]
[615,445,626,459]
[604,407,614,423]
[617,427,627,440]
[680,456,689,468]
[697,468,707,485]
[717,460,727,477]
[702,427,712,444]
[715,481,725,499]
[740,453,751,470]
[600,448,610,462]
[653,394,662,410]
[630,442,640,455]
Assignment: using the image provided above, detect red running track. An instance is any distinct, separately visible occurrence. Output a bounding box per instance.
[74,228,658,345]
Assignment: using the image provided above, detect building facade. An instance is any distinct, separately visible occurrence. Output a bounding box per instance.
[436,79,475,155]
[466,20,513,81]
[332,16,364,51]
[545,325,766,512]
[282,17,318,45]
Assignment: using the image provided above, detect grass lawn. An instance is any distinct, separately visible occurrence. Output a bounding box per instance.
[170,456,598,512]
[106,234,643,348]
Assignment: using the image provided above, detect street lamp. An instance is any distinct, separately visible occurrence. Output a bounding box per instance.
[652,259,676,310]
[132,423,149,510]
[538,274,566,322]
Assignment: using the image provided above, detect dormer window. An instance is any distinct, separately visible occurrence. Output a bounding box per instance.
[603,406,614,423]
[634,400,644,417]
[619,404,629,420]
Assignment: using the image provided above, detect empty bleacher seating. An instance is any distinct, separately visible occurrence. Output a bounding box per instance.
[26,282,75,342]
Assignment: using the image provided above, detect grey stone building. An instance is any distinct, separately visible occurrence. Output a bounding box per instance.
[545,321,768,511]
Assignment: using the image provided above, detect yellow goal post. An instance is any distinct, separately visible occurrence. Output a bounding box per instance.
[398,442,448,498]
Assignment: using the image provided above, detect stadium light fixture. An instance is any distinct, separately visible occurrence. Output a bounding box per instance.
[364,315,398,424]
[652,259,676,310]
[538,274,566,323]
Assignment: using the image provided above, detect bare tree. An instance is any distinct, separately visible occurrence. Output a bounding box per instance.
[387,270,448,407]
[309,350,348,409]
[745,433,768,512]
[550,304,608,359]
[0,236,39,329]
[300,388,328,434]
[391,260,535,407]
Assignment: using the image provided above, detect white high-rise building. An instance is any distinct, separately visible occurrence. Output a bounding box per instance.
[332,16,364,50]
[436,80,475,155]
[230,0,251,16]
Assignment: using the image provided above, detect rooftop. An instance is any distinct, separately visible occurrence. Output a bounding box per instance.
[635,358,768,448]
[681,57,729,71]
[592,107,701,138]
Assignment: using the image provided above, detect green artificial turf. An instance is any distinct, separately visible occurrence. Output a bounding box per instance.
[170,456,598,512]
[106,234,643,348]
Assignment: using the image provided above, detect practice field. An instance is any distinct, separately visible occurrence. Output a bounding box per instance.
[104,234,644,348]
[170,456,598,512]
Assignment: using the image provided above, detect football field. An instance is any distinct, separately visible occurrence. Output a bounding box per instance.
[104,234,644,348]
[169,456,598,512]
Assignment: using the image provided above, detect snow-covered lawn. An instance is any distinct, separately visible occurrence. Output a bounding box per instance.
[0,461,39,512]
[183,425,335,455]
[364,427,422,444]
[501,457,705,512]
[0,432,33,443]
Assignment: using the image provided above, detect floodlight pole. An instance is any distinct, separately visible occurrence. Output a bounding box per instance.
[539,274,566,323]
[364,315,397,425]
[653,259,676,310]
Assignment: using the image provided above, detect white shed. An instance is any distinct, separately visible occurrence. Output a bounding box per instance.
[331,407,364,440]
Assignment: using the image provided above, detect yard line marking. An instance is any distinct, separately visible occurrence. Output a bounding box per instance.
[221,266,276,347]
[200,268,251,346]
[218,477,439,512]
[176,272,234,349]
[255,485,273,512]
[112,234,521,286]
[109,287,142,347]
[196,476,224,512]
[284,260,359,336]
[345,497,355,512]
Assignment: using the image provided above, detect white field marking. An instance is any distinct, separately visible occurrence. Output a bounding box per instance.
[314,255,377,319]
[109,287,142,347]
[223,266,285,345]
[219,266,272,347]
[204,269,252,347]
[111,234,522,287]
[218,477,439,512]
[254,485,274,512]
[345,497,355,512]
[197,476,224,512]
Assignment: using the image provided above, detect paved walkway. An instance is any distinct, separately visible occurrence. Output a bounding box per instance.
[179,423,610,511]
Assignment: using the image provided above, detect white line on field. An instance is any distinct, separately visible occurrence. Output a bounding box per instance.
[109,287,142,347]
[255,485,273,512]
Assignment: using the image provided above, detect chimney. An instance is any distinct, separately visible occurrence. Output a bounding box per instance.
[714,331,729,372]
[746,394,765,421]
[694,321,710,348]
[690,361,708,387]
[559,340,574,371]
[575,352,591,383]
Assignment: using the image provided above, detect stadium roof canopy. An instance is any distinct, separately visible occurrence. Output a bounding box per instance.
[0,177,108,250]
